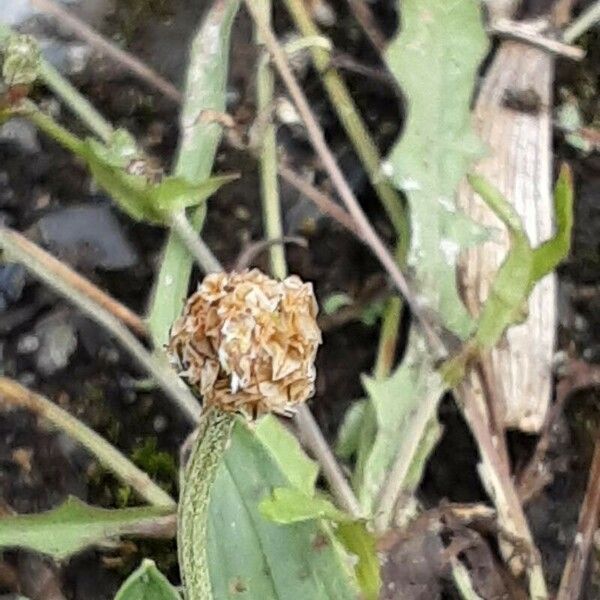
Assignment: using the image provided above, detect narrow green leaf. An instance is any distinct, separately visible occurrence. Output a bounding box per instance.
[530,164,574,282]
[385,0,489,339]
[150,174,238,214]
[114,560,180,600]
[0,497,174,560]
[467,174,534,349]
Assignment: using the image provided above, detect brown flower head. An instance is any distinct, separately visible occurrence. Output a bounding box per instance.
[167,269,322,418]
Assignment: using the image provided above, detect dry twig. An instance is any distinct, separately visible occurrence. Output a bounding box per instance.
[556,439,600,600]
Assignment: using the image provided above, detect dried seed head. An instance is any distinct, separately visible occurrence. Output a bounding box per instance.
[167,269,322,419]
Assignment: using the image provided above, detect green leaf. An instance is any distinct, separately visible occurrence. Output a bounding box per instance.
[0,497,174,560]
[442,168,574,385]
[530,164,574,282]
[114,560,180,600]
[259,487,381,600]
[259,488,351,524]
[149,174,238,213]
[385,0,489,339]
[206,419,362,599]
[352,339,444,515]
[336,522,380,600]
[254,415,318,493]
[77,135,234,225]
[467,174,534,349]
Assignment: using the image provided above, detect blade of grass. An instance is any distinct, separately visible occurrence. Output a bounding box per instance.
[0,378,175,508]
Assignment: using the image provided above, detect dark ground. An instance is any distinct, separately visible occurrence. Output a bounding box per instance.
[0,0,599,598]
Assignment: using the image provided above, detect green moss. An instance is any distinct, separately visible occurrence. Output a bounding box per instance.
[131,438,177,494]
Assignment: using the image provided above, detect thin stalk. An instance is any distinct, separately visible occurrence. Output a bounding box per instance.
[373,297,402,379]
[0,227,202,424]
[170,212,222,274]
[40,59,113,142]
[0,378,175,508]
[563,0,600,42]
[256,0,287,279]
[282,0,409,242]
[23,101,84,155]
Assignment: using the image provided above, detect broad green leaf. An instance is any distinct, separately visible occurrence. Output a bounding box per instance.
[0,497,174,560]
[385,0,489,339]
[257,483,380,600]
[259,488,351,524]
[114,560,180,600]
[147,0,241,348]
[342,0,489,527]
[206,419,362,599]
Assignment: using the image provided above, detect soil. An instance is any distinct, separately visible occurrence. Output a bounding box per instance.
[0,1,598,599]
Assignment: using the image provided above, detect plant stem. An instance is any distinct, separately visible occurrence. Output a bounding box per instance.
[563,0,600,42]
[0,378,175,508]
[0,226,202,424]
[23,101,84,154]
[40,59,114,142]
[170,212,222,274]
[256,0,287,279]
[282,0,408,241]
[373,296,402,379]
